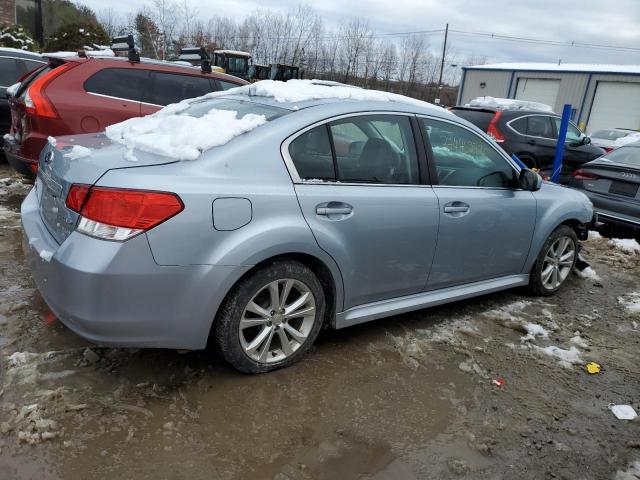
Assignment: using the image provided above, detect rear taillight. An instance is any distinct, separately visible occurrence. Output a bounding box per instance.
[487,111,505,143]
[573,169,599,180]
[603,147,614,153]
[25,62,76,119]
[66,186,184,241]
[28,163,38,174]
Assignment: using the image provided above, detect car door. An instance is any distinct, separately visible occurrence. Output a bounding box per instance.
[552,117,594,166]
[419,116,537,290]
[521,115,557,170]
[286,113,439,310]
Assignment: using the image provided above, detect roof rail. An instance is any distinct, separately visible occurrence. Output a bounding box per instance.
[179,46,212,73]
[111,34,139,62]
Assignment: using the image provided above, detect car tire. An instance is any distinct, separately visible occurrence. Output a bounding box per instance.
[528,225,578,296]
[214,260,325,373]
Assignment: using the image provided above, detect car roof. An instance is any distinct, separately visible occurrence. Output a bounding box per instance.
[0,47,44,60]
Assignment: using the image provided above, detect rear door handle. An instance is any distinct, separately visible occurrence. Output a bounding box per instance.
[528,139,536,145]
[316,202,353,216]
[443,202,470,216]
[443,205,469,213]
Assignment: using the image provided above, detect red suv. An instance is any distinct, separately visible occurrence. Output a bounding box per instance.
[4,53,248,176]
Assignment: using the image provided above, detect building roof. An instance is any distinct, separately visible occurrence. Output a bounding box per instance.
[463,63,640,75]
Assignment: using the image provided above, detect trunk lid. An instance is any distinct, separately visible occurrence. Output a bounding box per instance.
[37,133,177,244]
[579,160,640,203]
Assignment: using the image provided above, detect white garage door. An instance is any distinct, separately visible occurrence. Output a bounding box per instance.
[587,82,640,134]
[515,78,560,110]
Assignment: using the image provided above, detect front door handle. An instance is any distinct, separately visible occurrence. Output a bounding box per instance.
[443,206,469,213]
[316,202,353,216]
[528,139,536,145]
[443,202,470,217]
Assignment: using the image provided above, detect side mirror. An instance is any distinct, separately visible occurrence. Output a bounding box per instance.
[583,135,591,145]
[519,168,542,191]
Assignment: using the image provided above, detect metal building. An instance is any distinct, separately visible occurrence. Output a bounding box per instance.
[457,63,640,133]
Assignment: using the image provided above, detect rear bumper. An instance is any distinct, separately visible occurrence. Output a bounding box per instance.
[4,143,36,177]
[21,187,250,349]
[577,189,640,233]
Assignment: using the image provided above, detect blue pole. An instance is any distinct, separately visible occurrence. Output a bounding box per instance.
[552,104,572,183]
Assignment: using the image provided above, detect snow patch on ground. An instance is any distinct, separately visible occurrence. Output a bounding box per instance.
[615,460,640,480]
[587,230,603,241]
[609,238,640,253]
[520,323,549,343]
[618,292,640,315]
[106,108,267,161]
[534,345,582,368]
[0,205,19,219]
[467,96,553,112]
[63,145,91,160]
[569,334,589,349]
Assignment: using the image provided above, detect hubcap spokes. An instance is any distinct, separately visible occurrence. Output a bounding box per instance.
[542,236,575,289]
[240,279,316,363]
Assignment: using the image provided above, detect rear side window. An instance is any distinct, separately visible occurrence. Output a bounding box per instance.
[288,115,419,185]
[84,68,150,102]
[509,117,527,135]
[422,118,516,188]
[0,58,20,87]
[20,60,45,75]
[148,72,213,105]
[525,116,554,139]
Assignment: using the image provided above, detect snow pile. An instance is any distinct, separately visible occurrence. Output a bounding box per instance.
[482,300,532,322]
[63,145,91,160]
[574,266,601,282]
[609,238,640,253]
[534,345,582,368]
[7,351,40,367]
[520,323,549,343]
[618,292,640,314]
[613,133,640,149]
[42,51,77,59]
[106,108,267,161]
[85,48,115,57]
[6,82,20,97]
[569,334,589,348]
[467,96,554,112]
[587,230,603,241]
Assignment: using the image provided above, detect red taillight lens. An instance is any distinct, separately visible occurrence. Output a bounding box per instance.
[573,169,599,180]
[25,62,76,119]
[487,111,505,143]
[603,147,614,153]
[65,184,91,212]
[28,163,38,174]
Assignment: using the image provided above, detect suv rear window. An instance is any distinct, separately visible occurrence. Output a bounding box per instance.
[84,68,150,102]
[147,71,214,106]
[450,108,496,132]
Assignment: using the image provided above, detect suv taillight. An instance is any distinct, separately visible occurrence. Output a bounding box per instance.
[573,169,599,180]
[24,62,76,119]
[487,111,505,143]
[66,186,184,241]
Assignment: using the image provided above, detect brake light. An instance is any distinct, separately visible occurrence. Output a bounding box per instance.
[487,111,505,143]
[603,147,614,153]
[25,62,76,119]
[66,186,184,241]
[28,163,38,174]
[573,169,599,180]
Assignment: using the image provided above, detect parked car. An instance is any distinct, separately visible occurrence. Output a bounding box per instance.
[451,106,605,183]
[21,82,594,372]
[589,128,640,152]
[4,53,247,177]
[569,139,640,241]
[0,48,45,151]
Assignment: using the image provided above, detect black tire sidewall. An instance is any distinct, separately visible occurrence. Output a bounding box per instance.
[214,260,326,373]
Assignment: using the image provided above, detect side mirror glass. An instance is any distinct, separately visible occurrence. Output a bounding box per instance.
[519,168,542,191]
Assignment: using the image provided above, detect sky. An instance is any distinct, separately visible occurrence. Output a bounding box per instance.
[82,0,640,67]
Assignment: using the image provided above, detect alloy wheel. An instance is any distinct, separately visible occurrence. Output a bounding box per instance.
[239,278,316,363]
[541,236,576,290]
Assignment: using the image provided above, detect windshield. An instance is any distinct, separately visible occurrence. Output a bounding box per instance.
[185,98,288,121]
[592,130,630,141]
[604,146,640,167]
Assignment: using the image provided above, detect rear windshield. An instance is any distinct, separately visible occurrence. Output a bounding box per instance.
[450,108,495,131]
[185,98,288,121]
[592,130,629,141]
[604,146,640,167]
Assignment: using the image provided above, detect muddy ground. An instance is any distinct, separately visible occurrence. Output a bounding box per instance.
[0,163,639,480]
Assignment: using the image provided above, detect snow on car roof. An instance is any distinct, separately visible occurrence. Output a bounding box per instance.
[0,46,41,57]
[213,50,251,57]
[465,63,640,75]
[466,96,554,113]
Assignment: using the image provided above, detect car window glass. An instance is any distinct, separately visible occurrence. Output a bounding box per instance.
[288,125,335,181]
[84,68,149,102]
[0,58,19,87]
[219,80,241,90]
[421,118,516,188]
[526,116,554,139]
[553,118,582,142]
[509,117,527,135]
[329,115,419,184]
[149,72,212,105]
[605,146,640,166]
[21,60,44,75]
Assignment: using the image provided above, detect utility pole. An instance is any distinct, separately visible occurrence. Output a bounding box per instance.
[35,0,44,47]
[435,23,449,104]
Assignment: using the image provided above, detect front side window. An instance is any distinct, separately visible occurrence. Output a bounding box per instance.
[0,58,19,87]
[148,72,213,105]
[526,116,554,139]
[421,118,517,188]
[219,80,241,91]
[289,115,419,184]
[84,68,150,102]
[553,118,582,143]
